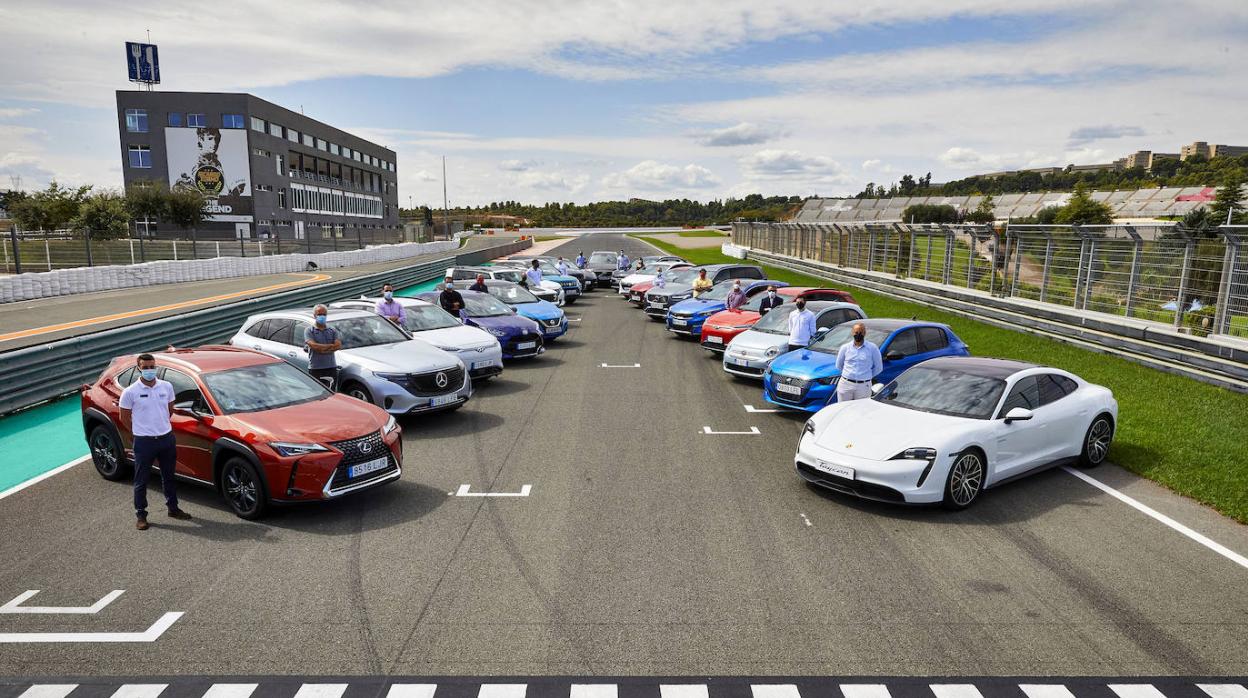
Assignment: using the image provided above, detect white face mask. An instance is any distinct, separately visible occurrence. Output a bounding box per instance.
[768,291,776,298]
[733,285,741,292]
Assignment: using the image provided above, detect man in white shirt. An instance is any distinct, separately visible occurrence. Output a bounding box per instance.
[524,259,543,289]
[834,322,884,402]
[556,256,569,276]
[786,299,817,352]
[118,353,192,530]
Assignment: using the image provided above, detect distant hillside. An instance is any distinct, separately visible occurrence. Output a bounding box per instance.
[433,195,804,227]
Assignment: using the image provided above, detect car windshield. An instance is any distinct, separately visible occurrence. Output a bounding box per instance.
[664,268,700,286]
[536,262,562,275]
[491,269,524,283]
[741,291,778,312]
[874,366,1006,420]
[203,362,329,414]
[752,305,798,334]
[807,324,892,353]
[463,293,513,317]
[403,305,460,332]
[488,284,540,304]
[590,252,615,265]
[329,315,410,349]
[699,281,741,301]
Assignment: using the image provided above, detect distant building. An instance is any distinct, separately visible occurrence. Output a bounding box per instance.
[1114,151,1179,170]
[115,90,400,240]
[1180,141,1248,160]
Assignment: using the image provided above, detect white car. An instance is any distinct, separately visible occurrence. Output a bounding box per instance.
[488,262,568,306]
[795,356,1118,509]
[616,262,692,297]
[330,297,504,380]
[722,301,865,375]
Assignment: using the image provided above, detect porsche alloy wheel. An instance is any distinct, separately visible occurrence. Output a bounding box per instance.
[943,450,984,510]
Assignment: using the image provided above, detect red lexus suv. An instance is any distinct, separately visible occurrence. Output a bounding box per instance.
[80,346,403,519]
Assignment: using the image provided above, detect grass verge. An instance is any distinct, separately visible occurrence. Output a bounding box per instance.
[644,237,1248,524]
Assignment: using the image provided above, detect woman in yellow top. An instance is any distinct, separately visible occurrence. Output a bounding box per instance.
[691,269,714,297]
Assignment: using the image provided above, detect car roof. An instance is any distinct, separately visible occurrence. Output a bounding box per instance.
[252,307,375,320]
[150,345,280,374]
[919,356,1038,378]
[859,318,951,332]
[338,296,433,308]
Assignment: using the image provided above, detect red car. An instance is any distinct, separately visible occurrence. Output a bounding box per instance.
[699,287,859,352]
[80,346,403,519]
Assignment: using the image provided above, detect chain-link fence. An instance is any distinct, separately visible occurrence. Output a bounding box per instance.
[1,227,407,273]
[733,221,1248,340]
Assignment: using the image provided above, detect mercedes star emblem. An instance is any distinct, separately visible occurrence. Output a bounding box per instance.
[435,372,448,388]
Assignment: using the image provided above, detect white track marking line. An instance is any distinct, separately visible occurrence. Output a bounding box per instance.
[109,686,167,698]
[752,685,801,698]
[660,687,708,698]
[17,686,78,698]
[702,426,760,435]
[930,686,984,698]
[1021,686,1078,698]
[1062,466,1248,571]
[841,685,892,698]
[452,484,531,497]
[479,686,527,698]
[1109,686,1168,698]
[1198,685,1248,698]
[1,589,124,614]
[571,686,618,698]
[567,318,582,323]
[745,404,781,413]
[202,685,259,698]
[387,687,437,698]
[0,611,183,643]
[292,686,349,698]
[0,455,91,501]
[600,363,641,368]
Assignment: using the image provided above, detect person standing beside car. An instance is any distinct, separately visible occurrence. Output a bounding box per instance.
[786,298,817,353]
[439,279,466,317]
[119,353,191,530]
[556,256,569,276]
[834,321,883,402]
[759,285,783,315]
[525,259,543,289]
[305,304,342,390]
[468,274,489,293]
[692,268,714,298]
[575,251,587,268]
[616,250,630,271]
[374,284,406,326]
[725,281,747,310]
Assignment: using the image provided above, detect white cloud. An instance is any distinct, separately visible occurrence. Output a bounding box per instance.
[695,122,785,147]
[499,159,540,171]
[0,107,38,119]
[740,149,846,180]
[410,170,440,182]
[515,170,590,192]
[602,161,720,191]
[1067,124,1146,146]
[938,146,1058,172]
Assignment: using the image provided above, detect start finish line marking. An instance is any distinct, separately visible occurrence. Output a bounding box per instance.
[744,404,781,413]
[702,426,761,435]
[600,363,641,368]
[0,589,125,614]
[451,484,532,497]
[0,612,184,643]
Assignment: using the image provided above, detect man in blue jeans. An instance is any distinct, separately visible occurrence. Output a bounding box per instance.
[119,353,192,530]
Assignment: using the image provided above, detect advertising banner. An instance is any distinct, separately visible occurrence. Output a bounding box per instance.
[166,127,253,222]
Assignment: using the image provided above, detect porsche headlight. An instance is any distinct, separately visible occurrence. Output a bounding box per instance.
[890,447,937,462]
[270,442,330,457]
[802,419,816,438]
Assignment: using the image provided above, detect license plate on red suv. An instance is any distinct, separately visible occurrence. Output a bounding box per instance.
[348,456,389,479]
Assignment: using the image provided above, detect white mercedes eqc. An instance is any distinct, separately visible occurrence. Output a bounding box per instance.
[795,356,1118,510]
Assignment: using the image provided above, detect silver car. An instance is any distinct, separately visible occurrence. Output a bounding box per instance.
[229,307,472,414]
[446,266,563,305]
[329,296,505,380]
[722,301,866,379]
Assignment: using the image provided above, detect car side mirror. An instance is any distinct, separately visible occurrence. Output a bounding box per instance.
[1004,407,1033,424]
[885,351,905,361]
[870,383,884,395]
[174,400,207,419]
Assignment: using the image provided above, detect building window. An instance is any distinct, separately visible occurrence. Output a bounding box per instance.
[302,133,314,147]
[275,154,284,176]
[330,143,340,156]
[268,122,283,138]
[343,147,352,159]
[252,148,269,157]
[187,113,206,127]
[167,112,182,127]
[128,145,152,168]
[125,108,148,133]
[239,115,258,130]
[278,188,287,208]
[287,128,299,143]
[316,138,327,152]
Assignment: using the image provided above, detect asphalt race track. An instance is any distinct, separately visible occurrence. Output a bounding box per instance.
[0,235,1246,679]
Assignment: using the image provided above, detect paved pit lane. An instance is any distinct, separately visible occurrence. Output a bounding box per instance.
[0,235,1245,677]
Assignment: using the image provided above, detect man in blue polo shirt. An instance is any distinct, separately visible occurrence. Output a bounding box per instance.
[119,353,191,530]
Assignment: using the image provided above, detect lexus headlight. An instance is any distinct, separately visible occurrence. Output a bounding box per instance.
[270,442,330,457]
[383,415,399,436]
[890,447,937,462]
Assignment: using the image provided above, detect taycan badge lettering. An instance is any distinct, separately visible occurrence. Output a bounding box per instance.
[435,372,449,388]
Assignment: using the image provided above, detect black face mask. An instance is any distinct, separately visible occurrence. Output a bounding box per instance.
[854,332,865,343]
[795,303,806,311]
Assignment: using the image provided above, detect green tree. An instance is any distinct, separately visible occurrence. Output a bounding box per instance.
[72,191,131,240]
[1054,182,1114,225]
[1209,174,1246,225]
[8,181,91,231]
[165,187,207,248]
[966,195,996,223]
[902,203,958,223]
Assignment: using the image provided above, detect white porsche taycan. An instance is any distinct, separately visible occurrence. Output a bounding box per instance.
[795,356,1118,510]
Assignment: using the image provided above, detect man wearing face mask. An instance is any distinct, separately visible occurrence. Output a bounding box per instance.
[524,259,543,290]
[119,353,191,530]
[575,251,587,269]
[468,273,489,293]
[556,256,569,276]
[725,280,747,310]
[758,285,783,315]
[304,304,342,390]
[786,298,818,353]
[439,278,466,317]
[374,283,406,326]
[835,321,883,402]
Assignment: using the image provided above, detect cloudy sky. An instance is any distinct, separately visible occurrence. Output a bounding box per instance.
[0,1,1245,207]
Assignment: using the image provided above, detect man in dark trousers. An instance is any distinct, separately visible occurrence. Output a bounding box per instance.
[758,285,784,315]
[304,304,342,390]
[119,352,192,530]
[440,278,466,317]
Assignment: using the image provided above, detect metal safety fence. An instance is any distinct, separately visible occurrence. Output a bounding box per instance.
[733,222,1248,340]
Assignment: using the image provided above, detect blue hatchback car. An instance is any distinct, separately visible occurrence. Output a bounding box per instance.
[666,279,785,338]
[416,290,545,359]
[480,279,568,341]
[763,318,970,412]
